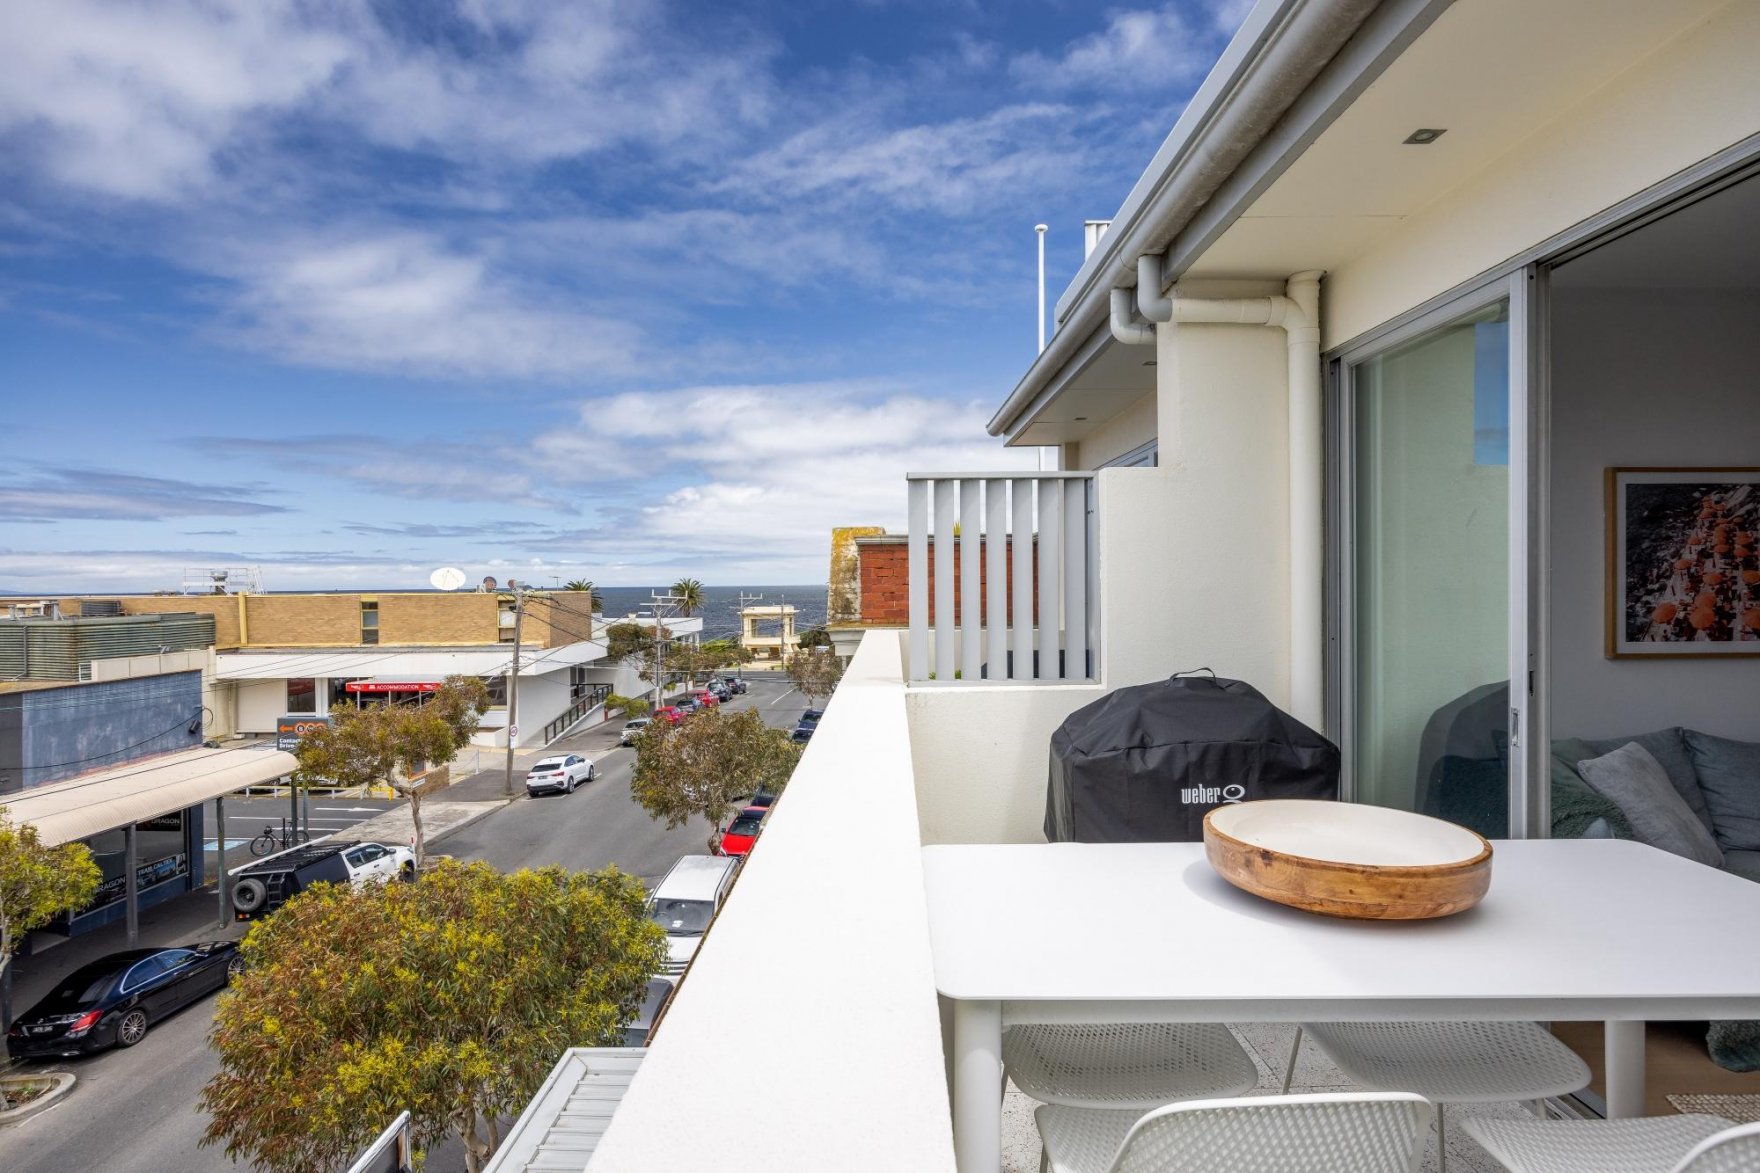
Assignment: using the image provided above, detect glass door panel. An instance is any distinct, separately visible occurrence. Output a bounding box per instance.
[1352,300,1512,835]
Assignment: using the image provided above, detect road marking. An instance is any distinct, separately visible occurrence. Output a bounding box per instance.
[316,806,385,812]
[767,687,799,707]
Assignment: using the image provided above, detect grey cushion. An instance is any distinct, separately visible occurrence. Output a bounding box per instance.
[1723,849,1760,884]
[1685,730,1760,853]
[1576,728,1713,834]
[1576,743,1724,868]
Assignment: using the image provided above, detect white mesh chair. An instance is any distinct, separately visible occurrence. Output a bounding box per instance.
[1004,1022,1259,1109]
[1035,1091,1433,1173]
[1282,1022,1592,1171]
[1464,1115,1758,1173]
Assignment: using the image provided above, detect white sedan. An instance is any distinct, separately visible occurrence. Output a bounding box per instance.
[524,753,596,795]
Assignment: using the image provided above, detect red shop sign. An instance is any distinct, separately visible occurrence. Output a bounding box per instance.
[345,681,443,693]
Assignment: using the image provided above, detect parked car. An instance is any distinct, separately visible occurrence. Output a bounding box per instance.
[7,941,242,1057]
[800,709,824,725]
[724,678,748,695]
[620,718,652,745]
[746,788,777,809]
[648,855,739,976]
[790,726,813,744]
[615,978,676,1047]
[717,807,766,857]
[692,690,720,708]
[525,753,595,795]
[676,697,699,714]
[709,682,732,702]
[231,841,414,921]
[653,706,684,725]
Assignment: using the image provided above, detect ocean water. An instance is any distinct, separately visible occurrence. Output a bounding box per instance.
[591,585,827,643]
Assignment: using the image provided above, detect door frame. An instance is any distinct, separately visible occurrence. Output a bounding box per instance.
[1325,273,1531,826]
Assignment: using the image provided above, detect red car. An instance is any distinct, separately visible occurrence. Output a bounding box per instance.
[692,691,720,708]
[717,807,765,857]
[654,706,684,725]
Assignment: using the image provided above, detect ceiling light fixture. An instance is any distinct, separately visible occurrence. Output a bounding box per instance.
[1403,128,1447,145]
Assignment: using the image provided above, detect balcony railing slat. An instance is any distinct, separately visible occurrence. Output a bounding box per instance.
[933,479,956,682]
[1036,479,1062,681]
[1063,477,1087,683]
[985,479,1008,679]
[1011,479,1034,680]
[905,471,1096,686]
[959,479,982,680]
[907,478,928,681]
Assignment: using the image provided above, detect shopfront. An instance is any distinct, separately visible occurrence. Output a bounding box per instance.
[50,809,205,936]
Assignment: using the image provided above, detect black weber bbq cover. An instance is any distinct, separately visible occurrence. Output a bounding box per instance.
[1044,673,1339,842]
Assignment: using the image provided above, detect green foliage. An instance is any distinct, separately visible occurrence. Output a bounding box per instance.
[605,622,667,665]
[0,808,101,974]
[784,648,846,707]
[606,693,650,719]
[200,860,666,1173]
[795,626,832,649]
[561,580,603,612]
[291,676,489,866]
[630,708,800,851]
[669,577,705,616]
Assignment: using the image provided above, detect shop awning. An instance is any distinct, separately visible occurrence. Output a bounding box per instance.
[1,745,298,846]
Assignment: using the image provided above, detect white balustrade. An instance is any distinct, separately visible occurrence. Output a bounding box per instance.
[905,472,1097,683]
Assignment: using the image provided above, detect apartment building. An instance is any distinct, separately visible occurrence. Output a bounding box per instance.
[54,590,616,748]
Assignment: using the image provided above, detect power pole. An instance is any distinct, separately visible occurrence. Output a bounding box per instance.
[502,585,524,797]
[643,591,685,709]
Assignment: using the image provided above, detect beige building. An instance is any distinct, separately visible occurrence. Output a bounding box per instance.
[738,603,800,666]
[55,591,615,748]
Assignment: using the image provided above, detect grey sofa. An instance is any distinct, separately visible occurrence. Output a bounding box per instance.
[1552,726,1760,884]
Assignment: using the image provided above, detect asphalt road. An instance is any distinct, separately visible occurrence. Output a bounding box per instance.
[2,674,807,1173]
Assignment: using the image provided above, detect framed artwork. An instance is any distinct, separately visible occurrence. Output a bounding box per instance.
[1606,468,1760,658]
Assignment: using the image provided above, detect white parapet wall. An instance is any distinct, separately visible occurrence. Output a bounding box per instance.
[587,629,956,1173]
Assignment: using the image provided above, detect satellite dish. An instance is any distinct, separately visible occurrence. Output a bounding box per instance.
[429,566,468,591]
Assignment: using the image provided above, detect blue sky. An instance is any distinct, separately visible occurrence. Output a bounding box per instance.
[0,0,1247,591]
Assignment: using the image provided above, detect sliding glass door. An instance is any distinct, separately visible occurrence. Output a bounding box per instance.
[1331,275,1535,838]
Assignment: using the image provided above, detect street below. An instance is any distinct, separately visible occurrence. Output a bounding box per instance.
[1,675,807,1173]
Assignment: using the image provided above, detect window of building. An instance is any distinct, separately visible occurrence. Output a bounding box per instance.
[286,678,317,714]
[360,600,379,645]
[329,679,360,708]
[481,674,508,706]
[498,605,517,643]
[570,665,588,700]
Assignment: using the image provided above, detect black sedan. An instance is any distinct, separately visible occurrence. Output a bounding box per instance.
[7,941,242,1058]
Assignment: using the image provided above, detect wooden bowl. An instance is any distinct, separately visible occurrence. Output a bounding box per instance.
[1204,800,1492,920]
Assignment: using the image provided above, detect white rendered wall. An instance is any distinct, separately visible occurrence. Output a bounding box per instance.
[1073,391,1156,470]
[1549,288,1760,743]
[1324,2,1760,349]
[589,631,956,1173]
[509,670,570,747]
[235,679,284,733]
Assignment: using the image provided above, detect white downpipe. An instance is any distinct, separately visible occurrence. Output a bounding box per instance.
[1129,255,1327,730]
[1109,288,1156,345]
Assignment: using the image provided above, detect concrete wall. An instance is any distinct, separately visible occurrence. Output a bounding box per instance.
[1549,288,1760,742]
[590,630,956,1173]
[0,672,204,794]
[236,679,285,734]
[510,670,571,747]
[1325,2,1760,348]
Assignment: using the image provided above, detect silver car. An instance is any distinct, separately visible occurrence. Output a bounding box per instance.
[524,753,595,795]
[620,718,651,746]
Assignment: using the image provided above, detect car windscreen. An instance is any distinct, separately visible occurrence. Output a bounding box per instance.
[648,898,713,935]
[625,720,648,728]
[727,817,762,837]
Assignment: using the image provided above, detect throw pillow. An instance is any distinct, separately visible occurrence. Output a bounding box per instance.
[1576,742,1724,868]
[1684,730,1760,854]
[1579,728,1713,834]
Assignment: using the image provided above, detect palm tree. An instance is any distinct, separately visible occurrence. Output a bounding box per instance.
[562,579,602,613]
[670,577,705,616]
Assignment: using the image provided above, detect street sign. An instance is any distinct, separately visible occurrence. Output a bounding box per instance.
[276,714,332,752]
[344,681,442,694]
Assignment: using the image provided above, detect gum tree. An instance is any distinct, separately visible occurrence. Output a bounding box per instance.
[291,676,489,867]
[630,708,800,851]
[0,809,100,1091]
[784,647,845,708]
[201,860,666,1173]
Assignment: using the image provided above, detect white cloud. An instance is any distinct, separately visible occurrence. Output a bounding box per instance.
[1010,3,1221,93]
[201,229,648,379]
[0,0,775,202]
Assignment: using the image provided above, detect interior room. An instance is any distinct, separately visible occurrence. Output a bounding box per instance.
[1545,171,1760,1114]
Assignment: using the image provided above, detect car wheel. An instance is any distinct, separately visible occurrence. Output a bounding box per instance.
[227,954,246,981]
[115,1009,149,1048]
[401,861,416,882]
[232,877,267,914]
[587,764,596,782]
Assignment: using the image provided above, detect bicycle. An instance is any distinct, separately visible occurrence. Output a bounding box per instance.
[248,818,309,857]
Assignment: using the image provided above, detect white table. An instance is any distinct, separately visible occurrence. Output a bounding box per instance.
[923,838,1760,1173]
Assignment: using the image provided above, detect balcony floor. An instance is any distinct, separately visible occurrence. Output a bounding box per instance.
[1001,1022,1529,1173]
